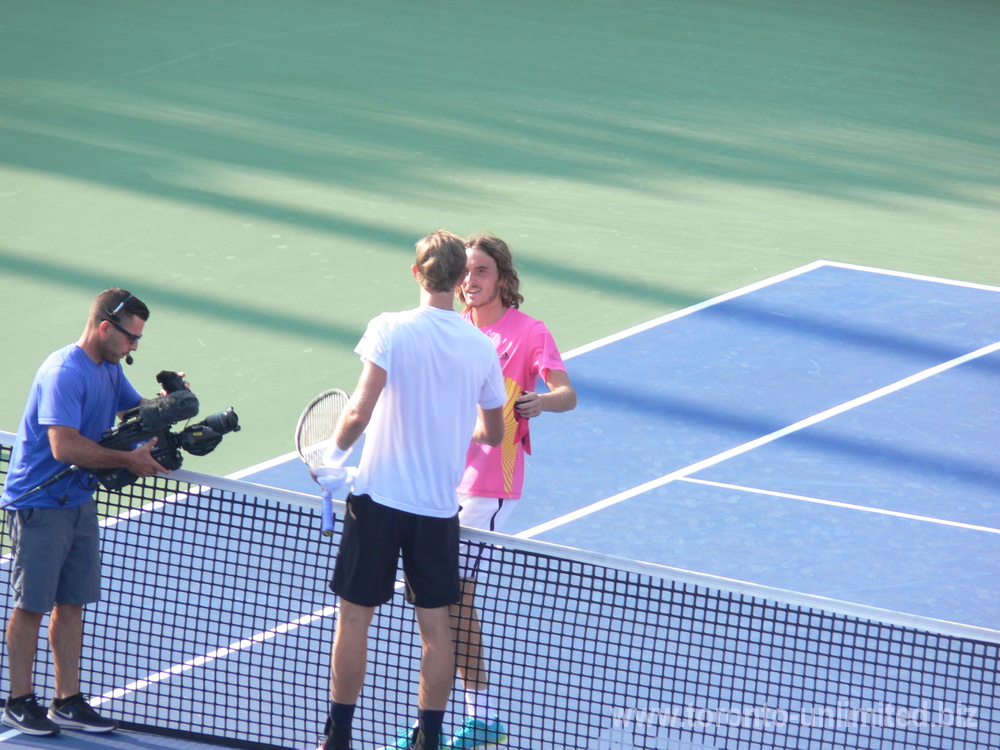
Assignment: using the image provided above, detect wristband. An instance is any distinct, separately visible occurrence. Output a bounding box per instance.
[322,444,353,468]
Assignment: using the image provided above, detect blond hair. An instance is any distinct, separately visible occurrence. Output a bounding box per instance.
[414,230,467,292]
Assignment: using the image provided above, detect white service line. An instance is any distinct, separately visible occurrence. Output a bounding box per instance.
[677,477,1000,535]
[515,338,1000,539]
[560,260,828,360]
[92,574,418,706]
[91,605,338,706]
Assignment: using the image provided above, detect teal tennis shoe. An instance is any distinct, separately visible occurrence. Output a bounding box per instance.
[442,718,507,749]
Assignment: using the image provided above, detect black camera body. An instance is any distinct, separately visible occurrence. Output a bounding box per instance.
[92,371,240,491]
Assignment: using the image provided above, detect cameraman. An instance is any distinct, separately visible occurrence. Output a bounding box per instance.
[1,288,170,736]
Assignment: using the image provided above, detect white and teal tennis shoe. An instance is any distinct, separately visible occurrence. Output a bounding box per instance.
[442,718,507,750]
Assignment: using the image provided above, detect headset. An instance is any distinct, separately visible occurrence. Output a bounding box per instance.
[105,291,136,365]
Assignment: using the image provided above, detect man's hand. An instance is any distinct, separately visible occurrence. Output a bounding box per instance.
[125,437,168,477]
[514,371,577,419]
[311,466,357,495]
[157,371,191,397]
[514,391,543,419]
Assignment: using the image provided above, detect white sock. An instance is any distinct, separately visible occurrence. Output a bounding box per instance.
[465,688,498,722]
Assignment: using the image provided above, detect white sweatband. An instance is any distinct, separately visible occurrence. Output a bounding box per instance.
[322,444,353,468]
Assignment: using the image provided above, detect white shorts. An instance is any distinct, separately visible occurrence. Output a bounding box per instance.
[457,494,519,580]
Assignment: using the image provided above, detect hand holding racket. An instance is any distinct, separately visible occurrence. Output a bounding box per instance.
[294,388,354,536]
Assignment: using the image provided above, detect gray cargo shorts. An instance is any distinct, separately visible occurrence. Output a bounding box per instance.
[6,501,102,613]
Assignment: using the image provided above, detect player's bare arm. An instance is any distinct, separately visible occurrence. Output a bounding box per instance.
[335,359,387,450]
[514,369,577,419]
[472,405,504,447]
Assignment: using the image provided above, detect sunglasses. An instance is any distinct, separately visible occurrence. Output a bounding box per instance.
[104,318,142,344]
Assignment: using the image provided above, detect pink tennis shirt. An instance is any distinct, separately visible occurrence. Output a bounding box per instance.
[457,307,567,499]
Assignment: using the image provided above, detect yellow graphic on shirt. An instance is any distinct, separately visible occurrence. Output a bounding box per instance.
[500,377,521,495]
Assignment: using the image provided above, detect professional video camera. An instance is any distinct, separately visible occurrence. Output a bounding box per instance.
[91,370,240,490]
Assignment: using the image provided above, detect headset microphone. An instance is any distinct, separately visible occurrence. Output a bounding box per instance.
[108,293,132,319]
[108,292,136,365]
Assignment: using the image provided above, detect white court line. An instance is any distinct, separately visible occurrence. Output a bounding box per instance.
[226,449,299,480]
[90,606,338,707]
[0,490,194,566]
[821,260,1000,294]
[87,557,414,708]
[0,608,341,740]
[563,259,1000,361]
[515,338,1000,539]
[677,477,1000,535]
[560,260,828,360]
[87,570,429,711]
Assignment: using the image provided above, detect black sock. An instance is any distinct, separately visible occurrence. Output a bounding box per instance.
[417,709,445,748]
[329,702,355,728]
[325,702,355,748]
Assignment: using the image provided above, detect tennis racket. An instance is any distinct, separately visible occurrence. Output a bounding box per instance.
[294,388,350,536]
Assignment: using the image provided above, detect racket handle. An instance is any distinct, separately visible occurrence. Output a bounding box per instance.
[321,490,334,537]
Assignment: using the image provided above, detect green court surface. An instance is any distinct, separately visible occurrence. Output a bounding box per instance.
[1,0,998,477]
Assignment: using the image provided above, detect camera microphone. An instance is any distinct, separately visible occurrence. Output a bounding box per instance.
[137,390,200,431]
[101,391,200,449]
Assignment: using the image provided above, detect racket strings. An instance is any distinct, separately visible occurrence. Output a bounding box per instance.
[295,390,350,469]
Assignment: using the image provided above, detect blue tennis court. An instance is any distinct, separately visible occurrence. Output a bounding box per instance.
[2,261,998,750]
[248,261,1000,633]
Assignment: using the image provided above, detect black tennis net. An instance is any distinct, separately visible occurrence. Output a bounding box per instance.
[1,434,998,750]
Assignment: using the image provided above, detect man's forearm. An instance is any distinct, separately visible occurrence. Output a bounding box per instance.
[334,410,369,452]
[50,428,124,468]
[539,385,577,413]
[49,427,145,470]
[472,406,504,446]
[539,369,577,414]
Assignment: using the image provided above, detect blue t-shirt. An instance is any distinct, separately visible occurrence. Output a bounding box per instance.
[1,344,143,510]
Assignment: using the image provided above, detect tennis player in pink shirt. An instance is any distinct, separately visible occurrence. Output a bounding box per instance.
[447,234,577,749]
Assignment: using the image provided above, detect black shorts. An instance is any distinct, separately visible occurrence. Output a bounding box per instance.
[331,494,460,609]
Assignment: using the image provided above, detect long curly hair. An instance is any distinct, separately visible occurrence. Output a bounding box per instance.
[459,233,524,309]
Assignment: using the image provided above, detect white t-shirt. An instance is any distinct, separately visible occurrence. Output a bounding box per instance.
[351,305,506,518]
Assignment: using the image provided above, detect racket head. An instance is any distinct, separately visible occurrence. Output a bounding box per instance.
[294,388,350,469]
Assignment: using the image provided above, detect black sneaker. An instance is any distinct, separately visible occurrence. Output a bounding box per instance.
[47,693,118,733]
[1,693,60,736]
